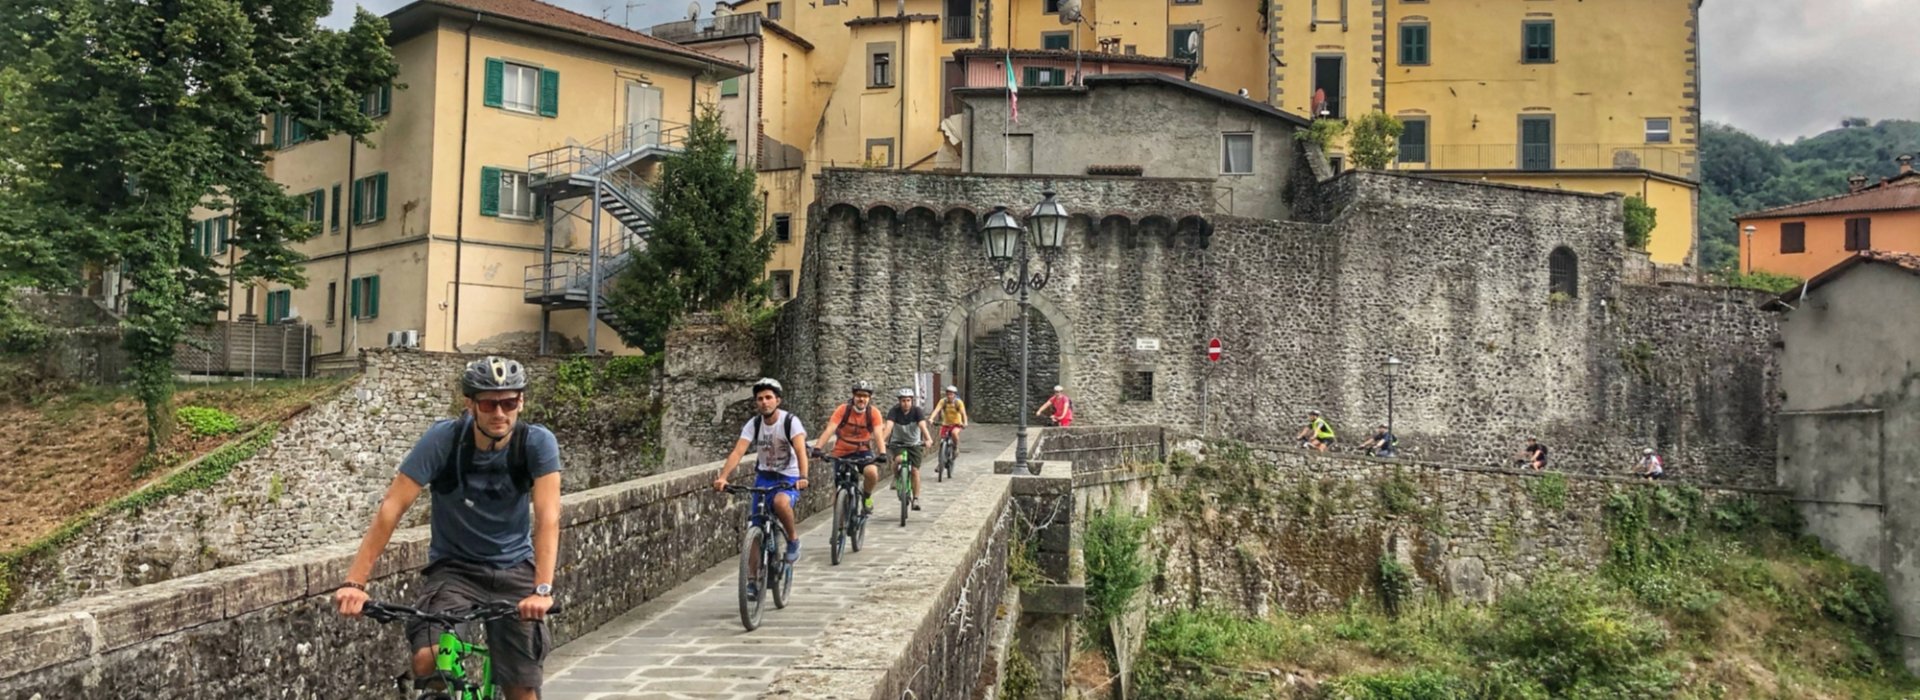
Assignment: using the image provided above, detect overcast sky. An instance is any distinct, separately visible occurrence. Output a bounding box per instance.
[324,0,1919,144]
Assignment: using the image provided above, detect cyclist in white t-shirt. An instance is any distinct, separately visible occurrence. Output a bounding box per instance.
[713,378,810,562]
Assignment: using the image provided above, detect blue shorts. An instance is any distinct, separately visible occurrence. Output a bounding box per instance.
[753,471,800,514]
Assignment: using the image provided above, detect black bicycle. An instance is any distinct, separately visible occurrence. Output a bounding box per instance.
[822,451,874,566]
[724,482,793,631]
[936,427,958,482]
[361,599,562,700]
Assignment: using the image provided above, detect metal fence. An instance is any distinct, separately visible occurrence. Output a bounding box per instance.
[174,321,313,379]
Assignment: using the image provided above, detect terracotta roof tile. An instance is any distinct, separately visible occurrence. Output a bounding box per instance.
[421,0,745,70]
[1764,250,1920,310]
[1737,181,1920,220]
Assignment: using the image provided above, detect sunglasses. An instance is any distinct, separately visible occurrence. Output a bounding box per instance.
[473,397,523,414]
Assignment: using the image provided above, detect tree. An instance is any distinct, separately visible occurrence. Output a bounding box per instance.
[1294,117,1349,152]
[1346,112,1406,170]
[4,0,399,450]
[604,105,771,353]
[1696,119,1920,270]
[1622,196,1657,251]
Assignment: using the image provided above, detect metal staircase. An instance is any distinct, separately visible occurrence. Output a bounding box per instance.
[522,119,684,327]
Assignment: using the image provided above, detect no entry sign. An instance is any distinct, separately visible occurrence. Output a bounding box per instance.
[1207,338,1222,362]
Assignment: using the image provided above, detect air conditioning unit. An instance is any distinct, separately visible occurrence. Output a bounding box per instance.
[386,331,403,347]
[385,330,421,348]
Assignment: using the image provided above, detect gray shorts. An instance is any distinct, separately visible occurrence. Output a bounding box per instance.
[407,559,548,690]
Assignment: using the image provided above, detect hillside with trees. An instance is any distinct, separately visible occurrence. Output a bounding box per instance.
[1698,120,1920,270]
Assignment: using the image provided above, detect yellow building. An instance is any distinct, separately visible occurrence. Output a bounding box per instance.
[206,0,745,357]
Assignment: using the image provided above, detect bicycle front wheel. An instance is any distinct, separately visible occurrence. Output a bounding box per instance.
[772,525,793,609]
[943,440,956,479]
[830,489,849,566]
[738,525,766,631]
[898,463,912,528]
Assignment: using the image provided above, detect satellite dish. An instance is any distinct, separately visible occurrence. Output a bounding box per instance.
[1184,31,1201,57]
[1058,0,1082,24]
[686,0,701,20]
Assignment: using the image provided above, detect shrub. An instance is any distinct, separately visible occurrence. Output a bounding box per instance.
[1347,112,1407,170]
[176,406,241,437]
[1479,575,1672,695]
[1085,509,1154,648]
[1379,471,1419,515]
[1378,556,1415,617]
[1327,669,1467,700]
[1623,195,1657,250]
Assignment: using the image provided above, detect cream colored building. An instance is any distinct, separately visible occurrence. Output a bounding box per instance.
[209,0,744,357]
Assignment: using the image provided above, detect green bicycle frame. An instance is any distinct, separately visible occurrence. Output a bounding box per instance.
[894,450,916,495]
[433,629,496,699]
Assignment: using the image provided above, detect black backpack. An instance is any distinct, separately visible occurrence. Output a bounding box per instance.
[432,416,536,497]
[752,412,799,454]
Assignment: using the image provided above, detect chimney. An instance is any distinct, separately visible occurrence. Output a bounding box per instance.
[1849,174,1869,192]
[1900,154,1915,175]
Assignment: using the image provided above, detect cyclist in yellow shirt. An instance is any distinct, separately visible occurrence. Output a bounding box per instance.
[931,385,969,450]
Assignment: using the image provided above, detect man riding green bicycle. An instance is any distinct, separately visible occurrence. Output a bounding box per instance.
[880,388,934,513]
[334,356,563,700]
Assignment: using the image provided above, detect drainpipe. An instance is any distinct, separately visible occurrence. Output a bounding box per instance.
[340,137,358,353]
[451,14,478,353]
[898,11,908,168]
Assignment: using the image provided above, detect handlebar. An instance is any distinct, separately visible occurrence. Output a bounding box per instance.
[362,600,563,626]
[723,483,800,495]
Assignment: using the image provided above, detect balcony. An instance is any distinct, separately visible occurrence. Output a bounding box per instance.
[1395,143,1695,179]
[649,13,762,44]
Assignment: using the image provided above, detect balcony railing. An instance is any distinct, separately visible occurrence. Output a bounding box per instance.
[649,13,762,44]
[527,118,687,184]
[1393,143,1695,178]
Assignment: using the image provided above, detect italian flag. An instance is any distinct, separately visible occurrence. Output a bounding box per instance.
[1005,51,1019,124]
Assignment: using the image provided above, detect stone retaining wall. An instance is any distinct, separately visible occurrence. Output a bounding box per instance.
[0,454,839,699]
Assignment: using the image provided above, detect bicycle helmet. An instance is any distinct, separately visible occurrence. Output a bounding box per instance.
[850,380,874,395]
[751,377,784,397]
[1643,448,1655,455]
[1052,385,1064,393]
[945,385,958,393]
[897,388,915,398]
[1308,409,1321,416]
[462,356,529,397]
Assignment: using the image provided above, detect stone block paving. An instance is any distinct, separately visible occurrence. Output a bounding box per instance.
[541,426,1016,700]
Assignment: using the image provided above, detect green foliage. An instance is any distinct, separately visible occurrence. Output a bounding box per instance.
[605,104,772,352]
[1008,532,1047,588]
[1084,509,1154,651]
[1379,470,1419,515]
[0,289,49,355]
[267,472,285,503]
[1715,268,1804,294]
[1528,472,1569,511]
[1326,669,1467,700]
[1622,195,1657,251]
[1347,112,1407,170]
[4,0,400,452]
[1698,120,1920,269]
[1296,117,1350,151]
[1377,556,1414,617]
[1001,647,1039,700]
[1479,575,1675,696]
[176,406,242,437]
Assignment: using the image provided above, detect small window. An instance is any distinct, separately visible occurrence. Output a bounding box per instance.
[771,270,794,301]
[866,138,895,168]
[944,0,974,40]
[871,52,893,88]
[773,213,793,243]
[1645,118,1671,144]
[1523,21,1554,63]
[306,190,326,225]
[1549,246,1579,298]
[352,173,389,225]
[361,85,391,118]
[266,290,292,324]
[330,184,342,232]
[502,63,540,113]
[1123,371,1155,402]
[726,140,739,167]
[1398,119,1428,163]
[498,170,535,219]
[720,77,740,98]
[1399,24,1429,65]
[1221,133,1253,174]
[1172,27,1202,64]
[1022,67,1067,87]
[766,1,782,19]
[1043,0,1060,12]
[349,275,380,320]
[1845,217,1872,251]
[325,282,337,323]
[1124,44,1137,55]
[1328,155,1344,171]
[1780,222,1806,254]
[1042,32,1071,50]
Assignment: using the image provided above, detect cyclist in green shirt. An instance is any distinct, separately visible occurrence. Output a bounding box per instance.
[1295,410,1336,452]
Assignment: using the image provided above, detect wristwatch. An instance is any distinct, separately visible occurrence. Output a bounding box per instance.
[534,583,553,597]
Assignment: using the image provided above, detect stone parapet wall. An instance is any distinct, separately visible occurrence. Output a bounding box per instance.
[0,454,839,699]
[1153,446,1787,616]
[1033,425,1168,474]
[660,315,765,469]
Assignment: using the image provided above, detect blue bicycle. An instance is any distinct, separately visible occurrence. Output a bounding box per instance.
[725,483,793,631]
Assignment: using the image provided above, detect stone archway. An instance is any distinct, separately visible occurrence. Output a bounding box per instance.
[932,287,1078,424]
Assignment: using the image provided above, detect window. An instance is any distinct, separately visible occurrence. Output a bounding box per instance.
[331,184,342,232]
[1124,44,1137,55]
[1312,55,1344,118]
[191,217,231,257]
[1042,32,1071,50]
[1171,27,1202,65]
[720,77,740,98]
[1221,133,1253,174]
[1645,118,1671,144]
[361,85,391,118]
[325,282,337,323]
[771,270,794,301]
[1845,217,1872,251]
[766,1,781,18]
[1023,67,1067,87]
[773,213,793,243]
[944,0,974,40]
[1123,371,1155,402]
[484,59,559,117]
[349,275,380,320]
[726,140,739,167]
[1043,0,1060,12]
[1520,116,1553,171]
[1398,119,1428,163]
[1548,246,1578,298]
[865,138,895,168]
[305,190,326,225]
[1523,21,1554,63]
[1780,222,1806,254]
[870,51,893,88]
[1400,24,1429,65]
[1328,155,1344,171]
[214,217,229,255]
[352,172,389,225]
[266,290,292,324]
[270,111,311,148]
[480,167,535,219]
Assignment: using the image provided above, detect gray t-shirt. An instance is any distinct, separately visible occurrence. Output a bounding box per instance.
[886,405,927,447]
[399,418,563,567]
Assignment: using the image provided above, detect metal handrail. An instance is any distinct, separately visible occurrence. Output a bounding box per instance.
[526,119,689,183]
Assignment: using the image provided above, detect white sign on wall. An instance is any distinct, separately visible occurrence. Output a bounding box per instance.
[1134,338,1161,352]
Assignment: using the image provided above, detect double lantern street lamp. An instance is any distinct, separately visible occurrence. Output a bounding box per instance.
[981,190,1070,475]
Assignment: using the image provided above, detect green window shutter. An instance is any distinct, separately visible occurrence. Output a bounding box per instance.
[377,84,392,116]
[368,276,380,318]
[479,166,501,216]
[538,68,559,117]
[350,279,362,319]
[484,58,505,108]
[271,113,285,148]
[375,173,388,221]
[720,77,740,97]
[331,184,341,230]
[216,217,228,253]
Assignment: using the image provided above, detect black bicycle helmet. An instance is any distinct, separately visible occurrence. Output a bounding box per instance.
[461,356,529,396]
[850,380,874,395]
[752,377,784,397]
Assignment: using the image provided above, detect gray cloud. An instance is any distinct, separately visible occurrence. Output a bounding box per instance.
[327,0,1920,144]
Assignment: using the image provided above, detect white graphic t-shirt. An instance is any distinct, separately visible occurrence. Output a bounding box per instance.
[740,410,808,478]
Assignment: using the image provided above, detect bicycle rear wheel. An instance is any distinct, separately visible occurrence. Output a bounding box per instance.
[830,489,849,566]
[738,525,765,631]
[944,439,956,479]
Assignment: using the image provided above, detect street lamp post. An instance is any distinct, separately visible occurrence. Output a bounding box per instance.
[1743,225,1757,274]
[982,191,1070,474]
[1382,356,1403,434]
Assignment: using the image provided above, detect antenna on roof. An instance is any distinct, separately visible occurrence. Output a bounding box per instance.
[687,0,702,20]
[1059,0,1082,24]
